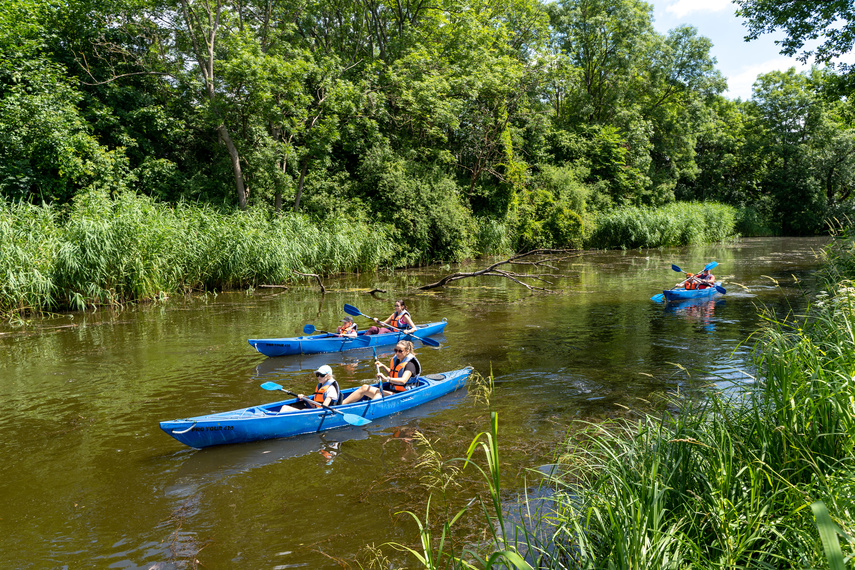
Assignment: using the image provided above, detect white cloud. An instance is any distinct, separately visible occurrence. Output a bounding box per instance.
[665,0,733,19]
[725,57,809,100]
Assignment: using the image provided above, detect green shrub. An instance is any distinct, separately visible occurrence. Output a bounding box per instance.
[357,146,475,263]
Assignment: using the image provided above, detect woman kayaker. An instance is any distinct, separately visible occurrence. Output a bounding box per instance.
[336,316,358,337]
[280,365,341,412]
[341,341,421,403]
[365,300,416,335]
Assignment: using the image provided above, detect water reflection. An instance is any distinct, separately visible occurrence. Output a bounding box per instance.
[664,297,725,332]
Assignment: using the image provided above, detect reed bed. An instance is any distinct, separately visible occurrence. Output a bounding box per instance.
[0,192,738,318]
[0,190,397,316]
[587,202,736,249]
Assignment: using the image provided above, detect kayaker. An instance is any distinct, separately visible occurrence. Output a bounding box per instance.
[280,365,341,412]
[678,268,715,290]
[341,341,421,403]
[364,300,416,335]
[336,316,358,337]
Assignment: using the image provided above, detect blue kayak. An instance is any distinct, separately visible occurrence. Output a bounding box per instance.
[160,367,471,448]
[248,320,447,357]
[662,285,721,302]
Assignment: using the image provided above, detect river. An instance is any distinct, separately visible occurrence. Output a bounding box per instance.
[0,237,828,569]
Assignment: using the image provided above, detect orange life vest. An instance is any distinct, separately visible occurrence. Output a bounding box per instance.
[313,379,340,404]
[337,322,357,335]
[388,354,421,392]
[390,310,411,330]
[684,274,698,290]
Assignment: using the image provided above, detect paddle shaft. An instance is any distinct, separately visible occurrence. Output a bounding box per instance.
[372,346,384,398]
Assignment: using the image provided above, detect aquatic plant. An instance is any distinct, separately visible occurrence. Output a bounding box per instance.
[0,190,399,317]
[0,200,60,314]
[538,243,855,568]
[587,202,736,249]
[383,412,533,569]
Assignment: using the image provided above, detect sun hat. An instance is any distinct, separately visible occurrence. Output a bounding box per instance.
[315,365,333,376]
[340,316,353,322]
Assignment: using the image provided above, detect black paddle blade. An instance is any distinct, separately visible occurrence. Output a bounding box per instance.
[343,303,362,317]
[302,324,315,334]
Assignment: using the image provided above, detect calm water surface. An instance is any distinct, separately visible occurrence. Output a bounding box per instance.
[0,238,828,568]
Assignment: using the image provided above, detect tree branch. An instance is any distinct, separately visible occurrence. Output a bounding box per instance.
[418,249,586,291]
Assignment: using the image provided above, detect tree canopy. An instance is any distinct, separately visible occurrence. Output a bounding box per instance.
[2,0,855,261]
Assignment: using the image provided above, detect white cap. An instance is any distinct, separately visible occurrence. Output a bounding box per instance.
[315,365,333,376]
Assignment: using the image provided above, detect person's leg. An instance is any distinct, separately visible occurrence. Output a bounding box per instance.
[342,385,370,405]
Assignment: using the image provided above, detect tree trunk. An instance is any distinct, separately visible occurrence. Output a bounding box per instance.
[218,124,248,210]
[293,160,309,212]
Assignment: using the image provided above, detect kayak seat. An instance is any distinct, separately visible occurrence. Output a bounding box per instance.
[424,374,445,381]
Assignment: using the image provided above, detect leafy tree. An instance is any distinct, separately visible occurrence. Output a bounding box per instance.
[0,0,126,203]
[735,0,855,73]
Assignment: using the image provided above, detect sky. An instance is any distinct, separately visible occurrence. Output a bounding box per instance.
[648,0,855,100]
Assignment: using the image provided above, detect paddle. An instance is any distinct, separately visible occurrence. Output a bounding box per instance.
[654,262,723,302]
[672,261,718,274]
[302,324,371,346]
[371,346,384,398]
[260,381,372,426]
[343,303,440,348]
[303,324,334,335]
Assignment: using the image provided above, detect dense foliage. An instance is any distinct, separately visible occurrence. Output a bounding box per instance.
[2,0,854,265]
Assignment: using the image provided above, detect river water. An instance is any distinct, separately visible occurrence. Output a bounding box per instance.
[0,237,828,569]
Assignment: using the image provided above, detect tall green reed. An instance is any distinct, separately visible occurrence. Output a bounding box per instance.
[541,259,855,568]
[587,202,736,249]
[1,190,399,317]
[0,200,60,314]
[384,412,533,570]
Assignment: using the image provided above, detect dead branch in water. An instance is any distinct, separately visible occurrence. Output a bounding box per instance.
[289,270,325,293]
[418,248,586,291]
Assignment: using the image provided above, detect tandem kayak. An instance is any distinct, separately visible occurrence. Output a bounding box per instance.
[248,320,447,357]
[662,285,722,302]
[160,367,471,448]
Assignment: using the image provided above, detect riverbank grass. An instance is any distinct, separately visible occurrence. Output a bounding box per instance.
[545,283,855,568]
[0,190,397,316]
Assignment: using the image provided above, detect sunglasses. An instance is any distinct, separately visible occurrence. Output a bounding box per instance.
[315,372,325,377]
[394,348,405,353]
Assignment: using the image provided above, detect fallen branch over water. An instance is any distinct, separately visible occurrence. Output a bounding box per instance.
[289,270,325,293]
[418,248,586,291]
